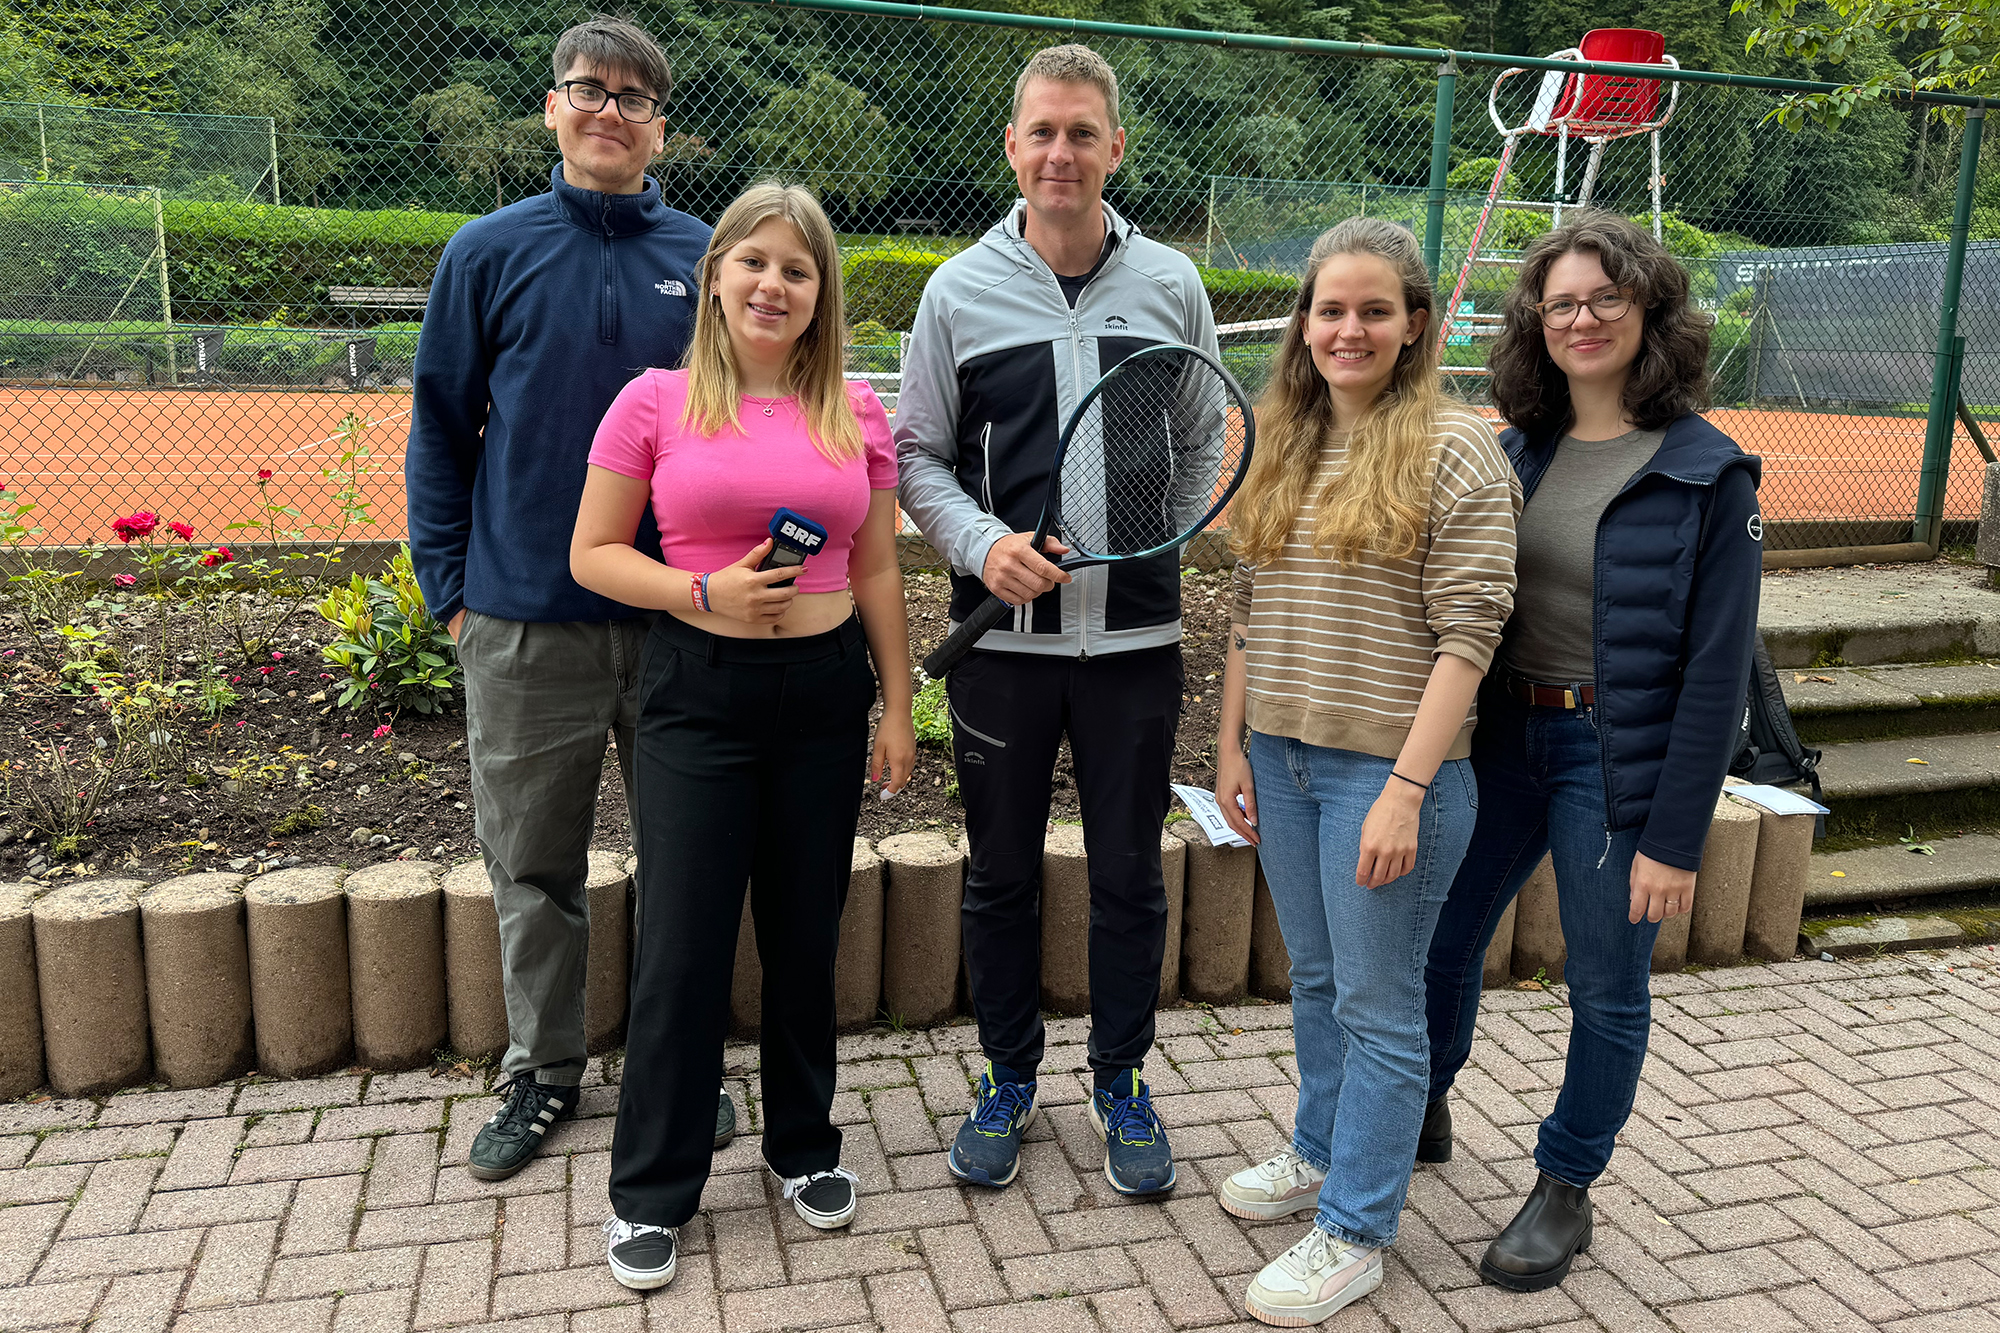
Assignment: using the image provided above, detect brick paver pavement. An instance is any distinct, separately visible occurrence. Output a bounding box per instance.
[4,948,2000,1332]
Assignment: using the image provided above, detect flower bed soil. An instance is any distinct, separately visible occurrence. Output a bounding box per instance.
[0,570,1235,883]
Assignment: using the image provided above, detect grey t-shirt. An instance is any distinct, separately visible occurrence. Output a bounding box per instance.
[1501,427,1665,684]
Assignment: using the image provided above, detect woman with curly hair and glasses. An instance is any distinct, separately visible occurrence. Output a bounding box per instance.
[1418,211,1764,1293]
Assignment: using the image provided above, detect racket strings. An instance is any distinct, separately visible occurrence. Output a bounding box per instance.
[1057,349,1248,558]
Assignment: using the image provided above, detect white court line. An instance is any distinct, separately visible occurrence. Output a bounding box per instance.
[279,406,414,458]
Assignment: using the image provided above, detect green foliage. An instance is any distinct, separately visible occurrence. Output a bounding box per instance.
[1730,0,2000,127]
[843,246,948,331]
[746,73,896,204]
[15,0,180,111]
[1195,264,1299,322]
[912,673,952,750]
[1446,156,1502,190]
[316,545,459,716]
[409,82,553,211]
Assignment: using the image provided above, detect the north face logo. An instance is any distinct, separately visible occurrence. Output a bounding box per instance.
[655,279,687,297]
[1104,314,1128,328]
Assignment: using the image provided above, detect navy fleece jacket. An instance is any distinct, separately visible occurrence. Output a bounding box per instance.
[406,164,710,625]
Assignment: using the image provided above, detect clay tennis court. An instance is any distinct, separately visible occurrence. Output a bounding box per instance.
[0,386,1990,548]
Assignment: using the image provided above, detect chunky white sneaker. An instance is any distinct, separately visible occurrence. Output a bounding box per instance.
[1217,1148,1328,1221]
[602,1216,676,1290]
[778,1165,859,1229]
[1245,1227,1382,1327]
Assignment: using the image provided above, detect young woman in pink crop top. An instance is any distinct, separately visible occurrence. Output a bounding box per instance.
[571,182,915,1291]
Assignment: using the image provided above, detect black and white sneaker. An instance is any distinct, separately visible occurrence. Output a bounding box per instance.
[466,1075,574,1181]
[603,1216,677,1289]
[778,1165,859,1229]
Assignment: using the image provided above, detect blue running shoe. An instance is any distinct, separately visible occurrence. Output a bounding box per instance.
[948,1063,1038,1187]
[1090,1069,1176,1196]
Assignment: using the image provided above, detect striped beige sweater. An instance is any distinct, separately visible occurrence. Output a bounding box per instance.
[1229,407,1522,761]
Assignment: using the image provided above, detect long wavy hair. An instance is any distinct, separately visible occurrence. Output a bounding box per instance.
[1488,210,1712,436]
[681,181,861,463]
[1230,217,1448,567]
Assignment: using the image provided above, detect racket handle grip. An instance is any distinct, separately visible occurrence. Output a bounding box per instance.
[921,595,1013,678]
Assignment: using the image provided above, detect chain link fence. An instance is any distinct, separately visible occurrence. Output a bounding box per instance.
[0,0,1988,555]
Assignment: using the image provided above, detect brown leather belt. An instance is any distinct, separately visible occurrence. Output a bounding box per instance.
[1504,673,1595,709]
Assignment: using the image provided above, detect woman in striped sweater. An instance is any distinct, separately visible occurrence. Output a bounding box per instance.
[1210,217,1520,1327]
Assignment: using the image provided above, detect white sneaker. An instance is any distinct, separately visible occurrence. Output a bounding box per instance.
[1218,1148,1328,1221]
[602,1216,677,1290]
[778,1165,859,1229]
[1245,1227,1382,1327]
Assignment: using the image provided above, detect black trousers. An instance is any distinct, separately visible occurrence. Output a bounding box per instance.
[609,614,875,1228]
[946,645,1183,1082]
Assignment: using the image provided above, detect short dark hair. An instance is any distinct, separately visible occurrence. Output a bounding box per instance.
[1487,210,1712,436]
[552,15,673,104]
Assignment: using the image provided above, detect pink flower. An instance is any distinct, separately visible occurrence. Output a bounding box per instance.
[372,724,392,739]
[111,512,158,543]
[113,573,136,588]
[167,521,193,541]
[200,546,234,568]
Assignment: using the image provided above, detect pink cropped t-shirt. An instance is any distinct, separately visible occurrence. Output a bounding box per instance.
[588,368,897,593]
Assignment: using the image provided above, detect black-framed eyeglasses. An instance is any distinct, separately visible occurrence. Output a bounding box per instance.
[557,80,662,124]
[1533,289,1636,329]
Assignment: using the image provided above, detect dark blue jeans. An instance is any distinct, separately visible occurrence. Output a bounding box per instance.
[1423,687,1659,1188]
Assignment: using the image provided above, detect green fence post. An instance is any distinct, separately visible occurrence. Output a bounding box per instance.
[1915,105,1985,549]
[1423,55,1457,283]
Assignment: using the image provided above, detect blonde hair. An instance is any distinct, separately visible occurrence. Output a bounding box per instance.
[1012,44,1120,130]
[1230,218,1446,567]
[681,181,862,463]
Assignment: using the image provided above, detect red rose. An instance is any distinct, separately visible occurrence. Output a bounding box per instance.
[200,546,234,568]
[256,468,274,482]
[113,573,136,588]
[168,521,194,541]
[111,512,158,543]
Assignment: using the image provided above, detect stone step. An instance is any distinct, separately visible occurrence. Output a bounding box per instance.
[1808,831,2000,906]
[1816,731,2000,840]
[1786,661,2000,742]
[1758,563,2000,667]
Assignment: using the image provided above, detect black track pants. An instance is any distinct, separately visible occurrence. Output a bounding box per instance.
[609,614,874,1228]
[946,645,1183,1082]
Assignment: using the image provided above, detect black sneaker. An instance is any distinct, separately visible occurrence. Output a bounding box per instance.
[466,1075,575,1181]
[715,1085,737,1149]
[778,1165,859,1229]
[603,1216,677,1289]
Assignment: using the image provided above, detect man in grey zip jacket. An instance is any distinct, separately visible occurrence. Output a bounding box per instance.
[895,43,1219,1198]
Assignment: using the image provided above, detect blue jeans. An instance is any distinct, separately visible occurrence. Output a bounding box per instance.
[1423,686,1658,1188]
[1250,732,1477,1249]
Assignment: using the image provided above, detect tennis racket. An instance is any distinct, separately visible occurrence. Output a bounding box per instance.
[921,342,1256,679]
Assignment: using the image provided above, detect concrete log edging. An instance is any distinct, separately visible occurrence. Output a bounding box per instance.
[140,873,254,1089]
[9,791,1802,1095]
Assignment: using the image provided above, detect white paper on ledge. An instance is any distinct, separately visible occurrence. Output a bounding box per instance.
[1726,784,1831,817]
[1170,784,1253,847]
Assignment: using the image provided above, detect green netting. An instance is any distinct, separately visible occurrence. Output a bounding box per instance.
[0,103,280,203]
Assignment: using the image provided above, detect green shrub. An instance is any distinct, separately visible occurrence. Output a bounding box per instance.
[843,246,947,330]
[316,544,459,716]
[912,673,952,749]
[1195,265,1297,324]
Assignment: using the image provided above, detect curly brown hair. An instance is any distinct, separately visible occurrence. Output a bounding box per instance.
[1487,210,1711,436]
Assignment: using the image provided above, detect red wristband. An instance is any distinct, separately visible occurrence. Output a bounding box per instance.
[689,572,708,613]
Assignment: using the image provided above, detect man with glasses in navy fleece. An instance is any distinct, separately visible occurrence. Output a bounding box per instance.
[406,16,732,1183]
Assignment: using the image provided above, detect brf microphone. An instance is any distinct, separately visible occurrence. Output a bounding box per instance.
[758,508,828,587]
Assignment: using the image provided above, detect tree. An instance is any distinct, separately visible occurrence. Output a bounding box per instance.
[410,82,553,210]
[1729,0,2000,126]
[16,0,180,111]
[176,0,347,201]
[744,72,895,204]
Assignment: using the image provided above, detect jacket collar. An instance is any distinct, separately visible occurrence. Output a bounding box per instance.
[988,198,1136,274]
[1506,412,1761,497]
[546,163,669,238]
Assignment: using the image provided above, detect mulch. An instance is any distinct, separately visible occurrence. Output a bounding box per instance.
[0,569,1237,883]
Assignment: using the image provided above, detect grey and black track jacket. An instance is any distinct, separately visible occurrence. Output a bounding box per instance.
[894,201,1220,658]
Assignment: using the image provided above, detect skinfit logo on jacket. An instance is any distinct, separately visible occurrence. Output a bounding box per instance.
[655,279,687,297]
[1104,314,1129,328]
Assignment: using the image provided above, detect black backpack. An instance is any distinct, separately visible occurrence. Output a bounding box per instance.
[1729,634,1824,831]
